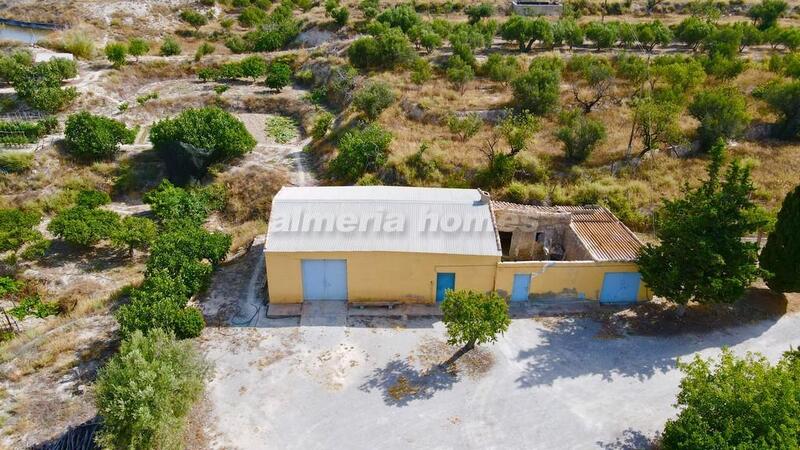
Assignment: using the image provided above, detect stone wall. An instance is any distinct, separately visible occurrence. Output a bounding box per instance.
[493,207,571,261]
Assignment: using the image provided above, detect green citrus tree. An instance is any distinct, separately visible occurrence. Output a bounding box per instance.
[441,290,510,366]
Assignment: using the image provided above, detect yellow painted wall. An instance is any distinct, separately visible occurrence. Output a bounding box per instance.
[265,251,499,304]
[495,261,651,301]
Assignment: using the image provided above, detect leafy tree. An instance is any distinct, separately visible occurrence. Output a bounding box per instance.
[194,42,215,62]
[265,62,292,91]
[752,79,800,139]
[661,349,800,449]
[636,20,673,52]
[0,208,41,253]
[145,226,230,294]
[348,28,414,70]
[244,15,300,51]
[584,22,618,50]
[330,124,393,182]
[554,18,584,49]
[180,9,208,29]
[239,55,268,82]
[760,184,800,293]
[650,55,706,102]
[95,329,208,450]
[352,81,395,120]
[748,0,787,30]
[446,55,475,93]
[149,107,256,181]
[104,42,128,69]
[734,21,764,51]
[481,54,521,84]
[143,180,222,226]
[330,7,349,26]
[465,3,493,24]
[566,54,614,113]
[689,86,750,150]
[8,59,78,113]
[127,38,150,61]
[500,15,553,52]
[447,113,483,141]
[555,110,606,163]
[511,63,561,115]
[630,97,681,157]
[64,112,135,161]
[311,111,334,140]
[76,189,111,208]
[160,37,182,56]
[47,206,120,247]
[112,216,158,257]
[410,57,432,85]
[375,4,421,33]
[777,26,800,51]
[637,142,767,306]
[440,290,510,365]
[674,16,714,51]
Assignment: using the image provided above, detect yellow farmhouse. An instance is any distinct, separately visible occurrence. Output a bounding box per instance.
[265,186,651,305]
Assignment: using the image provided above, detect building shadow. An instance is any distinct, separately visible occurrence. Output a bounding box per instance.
[31,416,101,450]
[358,359,459,407]
[514,314,780,388]
[596,428,656,450]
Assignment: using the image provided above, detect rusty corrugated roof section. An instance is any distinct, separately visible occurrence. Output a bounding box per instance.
[491,201,642,261]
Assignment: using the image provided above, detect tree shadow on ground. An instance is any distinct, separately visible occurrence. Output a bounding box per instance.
[359,359,459,407]
[515,314,779,388]
[31,416,101,450]
[36,241,131,272]
[596,428,656,450]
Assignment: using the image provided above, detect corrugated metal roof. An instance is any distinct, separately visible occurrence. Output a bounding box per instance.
[491,201,642,261]
[265,186,502,256]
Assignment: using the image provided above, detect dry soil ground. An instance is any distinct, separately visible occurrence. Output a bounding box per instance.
[199,310,800,450]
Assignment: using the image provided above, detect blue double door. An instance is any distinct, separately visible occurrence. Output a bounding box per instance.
[599,272,641,304]
[301,259,348,301]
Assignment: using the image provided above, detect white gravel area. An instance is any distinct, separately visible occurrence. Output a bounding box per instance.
[199,312,800,450]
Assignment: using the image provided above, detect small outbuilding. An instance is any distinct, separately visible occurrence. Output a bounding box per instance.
[265,186,650,305]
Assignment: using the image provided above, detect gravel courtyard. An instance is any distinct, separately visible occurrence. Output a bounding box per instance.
[198,311,800,450]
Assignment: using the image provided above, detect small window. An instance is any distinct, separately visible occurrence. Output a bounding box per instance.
[535,232,545,243]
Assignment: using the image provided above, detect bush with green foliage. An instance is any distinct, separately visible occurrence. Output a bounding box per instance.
[465,3,492,24]
[637,142,768,305]
[446,55,475,92]
[752,79,800,139]
[64,112,135,161]
[441,290,510,365]
[127,38,150,60]
[760,184,800,293]
[265,62,292,91]
[555,110,606,163]
[0,208,42,253]
[748,0,787,30]
[311,111,334,140]
[0,117,57,145]
[243,8,300,52]
[0,153,33,173]
[554,18,584,49]
[631,97,682,156]
[661,349,800,449]
[352,81,396,121]
[410,57,432,84]
[6,58,78,113]
[688,86,750,150]
[512,63,561,115]
[112,216,158,257]
[330,124,393,182]
[194,42,215,62]
[447,113,483,141]
[47,206,120,247]
[240,3,267,25]
[348,28,414,70]
[9,293,59,320]
[584,22,618,50]
[104,42,128,68]
[143,180,224,227]
[481,54,521,84]
[95,329,208,450]
[376,4,421,32]
[499,16,554,52]
[674,16,714,50]
[160,37,182,56]
[75,189,111,208]
[180,9,208,29]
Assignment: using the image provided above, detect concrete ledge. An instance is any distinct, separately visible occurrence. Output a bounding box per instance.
[348,303,442,318]
[266,303,302,318]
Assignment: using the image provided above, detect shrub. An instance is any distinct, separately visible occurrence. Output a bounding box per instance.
[8,58,78,113]
[674,16,714,50]
[465,3,493,24]
[149,107,256,182]
[104,42,128,69]
[64,112,135,161]
[180,9,208,29]
[225,35,251,53]
[75,189,111,208]
[137,91,158,105]
[348,28,414,70]
[112,216,158,257]
[265,62,292,91]
[266,116,298,143]
[376,4,422,32]
[410,58,432,84]
[584,22,617,50]
[446,55,475,92]
[752,79,800,139]
[760,184,800,293]
[95,329,208,449]
[330,124,393,182]
[661,349,800,448]
[160,37,182,56]
[481,54,520,84]
[0,153,33,173]
[60,31,95,59]
[127,38,150,60]
[512,65,561,115]
[311,111,334,140]
[143,180,223,226]
[447,113,483,141]
[145,227,231,294]
[688,86,750,150]
[0,208,41,252]
[352,81,395,121]
[47,206,120,247]
[555,110,606,163]
[748,0,787,30]
[194,42,215,62]
[239,55,268,82]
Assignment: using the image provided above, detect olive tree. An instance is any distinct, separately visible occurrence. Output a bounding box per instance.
[95,329,208,450]
[441,290,510,366]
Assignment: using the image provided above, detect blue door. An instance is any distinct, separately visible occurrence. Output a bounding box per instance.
[511,273,531,302]
[302,259,348,300]
[436,273,456,302]
[599,272,641,304]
